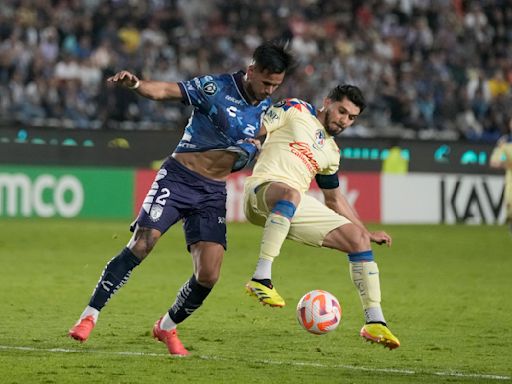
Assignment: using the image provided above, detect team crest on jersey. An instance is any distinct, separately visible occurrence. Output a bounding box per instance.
[150,205,163,222]
[314,129,326,148]
[203,81,218,95]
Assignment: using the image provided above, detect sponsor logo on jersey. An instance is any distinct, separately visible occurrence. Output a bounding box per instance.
[265,109,278,121]
[203,81,218,95]
[225,95,243,105]
[273,99,286,108]
[289,141,320,175]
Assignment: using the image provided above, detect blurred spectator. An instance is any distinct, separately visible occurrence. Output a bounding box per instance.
[0,0,511,141]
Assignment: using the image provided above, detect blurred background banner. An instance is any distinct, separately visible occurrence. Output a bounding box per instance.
[0,125,502,173]
[0,165,133,219]
[0,162,505,224]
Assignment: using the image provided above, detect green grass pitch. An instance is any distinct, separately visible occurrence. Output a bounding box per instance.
[0,219,510,383]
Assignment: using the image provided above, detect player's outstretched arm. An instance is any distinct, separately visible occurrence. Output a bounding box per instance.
[322,187,365,228]
[322,187,391,247]
[107,70,183,101]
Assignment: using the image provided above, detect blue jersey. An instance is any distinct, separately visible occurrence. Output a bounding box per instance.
[175,71,271,153]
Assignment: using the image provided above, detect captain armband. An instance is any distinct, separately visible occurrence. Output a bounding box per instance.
[315,173,339,189]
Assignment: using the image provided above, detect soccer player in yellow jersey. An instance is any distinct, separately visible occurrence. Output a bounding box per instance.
[490,128,512,234]
[244,85,400,349]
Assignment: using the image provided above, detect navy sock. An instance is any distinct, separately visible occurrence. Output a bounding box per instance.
[168,275,212,324]
[88,247,140,310]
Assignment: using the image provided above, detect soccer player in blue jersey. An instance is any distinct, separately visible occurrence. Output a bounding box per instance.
[69,41,295,355]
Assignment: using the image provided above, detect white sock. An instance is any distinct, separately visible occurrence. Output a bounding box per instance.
[160,312,177,331]
[252,258,273,280]
[349,261,386,324]
[364,306,386,324]
[80,306,99,323]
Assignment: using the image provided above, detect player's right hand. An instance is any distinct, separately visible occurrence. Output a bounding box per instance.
[107,70,139,88]
[370,231,392,247]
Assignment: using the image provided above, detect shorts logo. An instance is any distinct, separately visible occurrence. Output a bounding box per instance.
[218,216,226,224]
[203,81,218,95]
[150,205,164,222]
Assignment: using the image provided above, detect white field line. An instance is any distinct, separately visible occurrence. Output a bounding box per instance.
[0,345,510,381]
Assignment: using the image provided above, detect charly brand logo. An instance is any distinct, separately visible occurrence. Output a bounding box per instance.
[0,173,84,217]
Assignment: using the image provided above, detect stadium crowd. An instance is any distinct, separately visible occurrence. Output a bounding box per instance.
[1,0,512,141]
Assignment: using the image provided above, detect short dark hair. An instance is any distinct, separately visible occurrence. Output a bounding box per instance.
[252,40,296,74]
[327,85,366,113]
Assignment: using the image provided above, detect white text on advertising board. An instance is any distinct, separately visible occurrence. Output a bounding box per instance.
[0,173,84,217]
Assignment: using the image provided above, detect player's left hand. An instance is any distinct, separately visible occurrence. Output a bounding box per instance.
[243,138,262,151]
[370,231,392,247]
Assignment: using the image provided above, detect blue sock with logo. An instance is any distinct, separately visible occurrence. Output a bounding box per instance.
[88,247,141,310]
[168,274,212,324]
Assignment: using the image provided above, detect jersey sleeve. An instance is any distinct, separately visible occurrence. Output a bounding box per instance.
[178,75,215,110]
[318,142,340,176]
[318,164,340,175]
[261,103,291,134]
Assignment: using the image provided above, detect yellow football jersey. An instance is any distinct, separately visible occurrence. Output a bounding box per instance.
[491,135,512,187]
[491,136,512,220]
[248,98,340,193]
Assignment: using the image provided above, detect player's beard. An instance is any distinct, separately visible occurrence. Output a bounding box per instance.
[324,110,343,136]
[245,83,264,103]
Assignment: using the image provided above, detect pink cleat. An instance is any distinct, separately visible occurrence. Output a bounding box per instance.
[152,318,189,356]
[68,315,96,342]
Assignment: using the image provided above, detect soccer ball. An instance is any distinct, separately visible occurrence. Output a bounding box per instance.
[296,290,342,335]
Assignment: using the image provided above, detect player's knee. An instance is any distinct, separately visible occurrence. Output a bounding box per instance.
[346,227,371,253]
[129,228,160,260]
[195,269,220,288]
[281,188,301,204]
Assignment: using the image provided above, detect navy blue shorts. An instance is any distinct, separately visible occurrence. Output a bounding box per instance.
[135,157,227,250]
